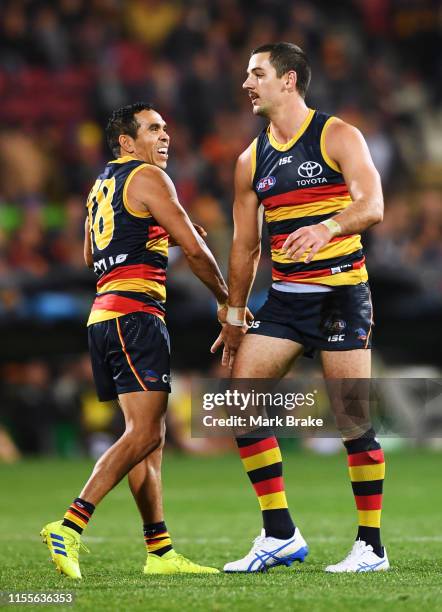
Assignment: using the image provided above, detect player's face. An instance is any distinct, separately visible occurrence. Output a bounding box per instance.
[132,110,170,169]
[243,53,284,117]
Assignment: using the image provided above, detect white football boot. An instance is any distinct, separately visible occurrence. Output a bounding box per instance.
[325,539,389,573]
[224,528,308,573]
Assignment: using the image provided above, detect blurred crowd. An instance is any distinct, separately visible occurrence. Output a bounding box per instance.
[0,0,441,317]
[0,355,236,458]
[0,0,441,458]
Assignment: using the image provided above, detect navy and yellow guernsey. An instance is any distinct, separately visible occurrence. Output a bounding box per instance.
[252,108,368,286]
[86,155,168,326]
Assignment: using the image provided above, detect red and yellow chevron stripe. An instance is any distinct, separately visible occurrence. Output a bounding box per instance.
[63,502,91,530]
[87,294,165,325]
[145,531,172,553]
[239,437,288,511]
[348,449,385,527]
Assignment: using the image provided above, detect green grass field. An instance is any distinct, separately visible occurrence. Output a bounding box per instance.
[0,449,441,611]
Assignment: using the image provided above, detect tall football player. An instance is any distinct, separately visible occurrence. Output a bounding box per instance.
[213,43,387,573]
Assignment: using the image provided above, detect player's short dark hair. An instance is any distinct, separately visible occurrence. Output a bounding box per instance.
[106,102,155,158]
[251,42,311,98]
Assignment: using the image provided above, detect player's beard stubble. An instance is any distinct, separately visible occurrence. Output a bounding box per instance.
[253,103,271,118]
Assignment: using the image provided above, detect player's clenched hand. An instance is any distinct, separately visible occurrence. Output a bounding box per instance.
[282,223,332,263]
[210,323,248,368]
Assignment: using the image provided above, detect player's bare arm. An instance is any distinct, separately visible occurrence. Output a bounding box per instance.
[127,164,228,305]
[169,223,207,246]
[282,120,384,262]
[229,147,262,308]
[83,217,93,268]
[211,145,261,366]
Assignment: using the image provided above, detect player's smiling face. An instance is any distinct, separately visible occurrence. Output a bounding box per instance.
[131,109,170,169]
[243,53,286,117]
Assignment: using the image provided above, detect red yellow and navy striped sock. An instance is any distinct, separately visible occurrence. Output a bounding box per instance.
[236,428,295,540]
[344,428,385,557]
[144,521,173,556]
[62,497,95,535]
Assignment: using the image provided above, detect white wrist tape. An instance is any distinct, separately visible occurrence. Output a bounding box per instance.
[320,218,341,237]
[226,306,246,326]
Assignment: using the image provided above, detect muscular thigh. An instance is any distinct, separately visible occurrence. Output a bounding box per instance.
[119,391,168,435]
[321,349,371,379]
[232,333,304,378]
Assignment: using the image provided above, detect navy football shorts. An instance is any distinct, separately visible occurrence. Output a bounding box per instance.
[88,312,171,401]
[248,282,373,357]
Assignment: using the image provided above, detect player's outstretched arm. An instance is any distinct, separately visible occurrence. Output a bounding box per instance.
[127,165,228,306]
[282,120,384,262]
[211,146,261,367]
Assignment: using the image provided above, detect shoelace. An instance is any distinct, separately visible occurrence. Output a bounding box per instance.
[341,540,368,564]
[251,535,267,552]
[171,553,197,567]
[63,535,90,560]
[79,541,90,554]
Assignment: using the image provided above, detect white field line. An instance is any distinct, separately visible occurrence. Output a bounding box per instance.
[3,535,442,543]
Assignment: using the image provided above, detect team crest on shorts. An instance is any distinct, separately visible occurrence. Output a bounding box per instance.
[355,328,368,341]
[143,369,159,382]
[328,319,346,333]
[256,176,276,192]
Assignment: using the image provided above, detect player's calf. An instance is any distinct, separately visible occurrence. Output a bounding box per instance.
[344,427,385,557]
[235,427,296,540]
[325,427,388,573]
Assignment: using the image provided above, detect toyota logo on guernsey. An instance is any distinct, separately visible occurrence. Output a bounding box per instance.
[298,161,323,178]
[296,160,327,186]
[256,176,276,192]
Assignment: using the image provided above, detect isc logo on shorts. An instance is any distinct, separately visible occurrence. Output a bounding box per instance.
[249,320,261,329]
[327,334,345,342]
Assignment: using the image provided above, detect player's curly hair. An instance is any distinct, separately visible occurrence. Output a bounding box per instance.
[106,102,155,158]
[251,42,311,98]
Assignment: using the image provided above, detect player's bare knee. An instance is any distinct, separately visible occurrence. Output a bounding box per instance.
[123,427,163,462]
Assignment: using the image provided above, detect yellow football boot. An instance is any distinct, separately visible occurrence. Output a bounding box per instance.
[40,520,89,579]
[143,550,219,574]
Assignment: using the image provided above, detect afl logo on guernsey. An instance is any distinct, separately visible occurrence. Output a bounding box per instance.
[298,161,323,178]
[256,176,276,192]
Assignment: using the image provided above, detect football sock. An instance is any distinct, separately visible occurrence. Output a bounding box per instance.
[344,428,385,557]
[62,497,95,535]
[236,427,295,540]
[144,521,173,556]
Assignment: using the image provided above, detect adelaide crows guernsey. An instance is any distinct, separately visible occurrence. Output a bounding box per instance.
[86,155,168,326]
[252,109,368,287]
